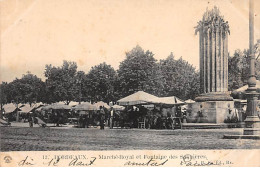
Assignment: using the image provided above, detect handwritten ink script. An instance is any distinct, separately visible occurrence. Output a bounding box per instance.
[42,154,97,167]
[69,157,96,166]
[124,158,168,166]
[18,156,35,166]
[15,153,234,167]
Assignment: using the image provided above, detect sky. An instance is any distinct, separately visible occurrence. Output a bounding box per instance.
[1,0,260,82]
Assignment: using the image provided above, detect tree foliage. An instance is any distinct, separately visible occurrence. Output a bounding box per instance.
[228,48,260,91]
[1,46,202,105]
[44,61,79,105]
[85,62,118,103]
[1,73,45,105]
[117,45,164,97]
[0,82,9,107]
[159,53,200,99]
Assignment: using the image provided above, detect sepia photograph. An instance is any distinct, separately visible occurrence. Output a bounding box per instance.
[0,0,260,167]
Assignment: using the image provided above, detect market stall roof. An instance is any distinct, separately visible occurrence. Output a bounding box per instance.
[72,102,97,111]
[35,106,44,112]
[19,104,35,113]
[31,102,44,108]
[233,99,247,103]
[233,80,260,93]
[2,103,21,114]
[68,101,79,107]
[42,103,72,110]
[117,91,159,106]
[112,104,125,111]
[152,96,185,105]
[18,103,25,108]
[185,99,195,104]
[94,101,110,109]
[56,101,79,106]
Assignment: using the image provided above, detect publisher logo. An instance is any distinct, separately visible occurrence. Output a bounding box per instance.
[4,156,12,163]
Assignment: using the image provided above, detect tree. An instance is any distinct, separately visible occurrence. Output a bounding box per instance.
[159,54,200,100]
[4,73,45,105]
[0,82,9,111]
[117,45,164,97]
[75,71,87,103]
[44,60,79,105]
[228,48,260,92]
[85,62,118,103]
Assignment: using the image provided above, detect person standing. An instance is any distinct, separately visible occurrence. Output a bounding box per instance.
[99,106,105,130]
[79,115,83,128]
[28,115,33,127]
[196,105,203,123]
[110,107,114,129]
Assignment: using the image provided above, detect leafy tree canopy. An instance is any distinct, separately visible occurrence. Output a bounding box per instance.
[228,47,260,92]
[117,45,163,97]
[2,72,45,105]
[85,62,118,103]
[159,53,200,100]
[44,60,79,105]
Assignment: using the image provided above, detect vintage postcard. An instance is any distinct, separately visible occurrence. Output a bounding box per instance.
[0,0,260,167]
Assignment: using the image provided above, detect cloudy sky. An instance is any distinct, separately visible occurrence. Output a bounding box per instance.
[1,0,260,82]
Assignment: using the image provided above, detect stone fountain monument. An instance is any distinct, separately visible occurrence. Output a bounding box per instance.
[187,7,234,123]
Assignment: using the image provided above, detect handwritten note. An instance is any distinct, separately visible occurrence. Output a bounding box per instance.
[1,150,255,167]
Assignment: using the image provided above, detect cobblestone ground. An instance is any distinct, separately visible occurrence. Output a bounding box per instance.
[1,126,259,151]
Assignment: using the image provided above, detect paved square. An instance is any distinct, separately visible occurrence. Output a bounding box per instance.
[1,126,259,151]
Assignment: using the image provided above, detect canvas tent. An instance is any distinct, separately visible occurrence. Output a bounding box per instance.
[18,103,25,108]
[185,99,195,104]
[56,101,79,107]
[152,96,185,106]
[35,106,44,112]
[117,91,159,106]
[2,103,21,114]
[112,104,125,111]
[68,101,79,107]
[42,103,72,110]
[117,91,185,106]
[232,80,260,99]
[233,80,260,93]
[73,102,97,111]
[32,102,44,108]
[94,101,110,109]
[19,104,35,114]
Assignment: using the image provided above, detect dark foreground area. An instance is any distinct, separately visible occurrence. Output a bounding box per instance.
[1,127,259,151]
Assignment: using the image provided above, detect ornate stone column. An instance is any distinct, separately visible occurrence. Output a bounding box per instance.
[195,7,232,102]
